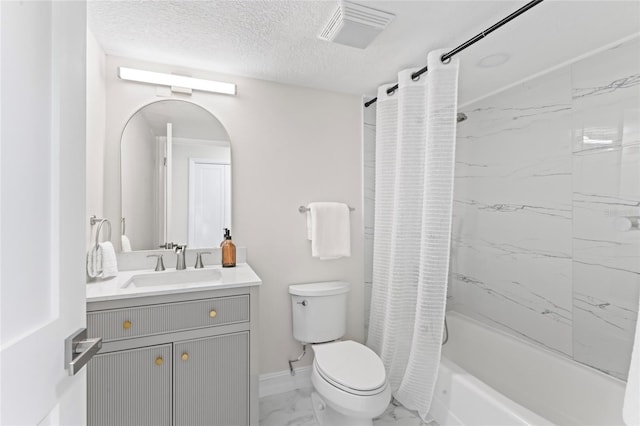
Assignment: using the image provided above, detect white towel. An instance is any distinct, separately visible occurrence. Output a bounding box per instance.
[86,242,118,279]
[86,246,100,278]
[121,235,132,252]
[99,241,118,278]
[624,291,640,425]
[306,202,351,260]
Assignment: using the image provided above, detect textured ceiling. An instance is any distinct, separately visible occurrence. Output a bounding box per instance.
[88,1,640,105]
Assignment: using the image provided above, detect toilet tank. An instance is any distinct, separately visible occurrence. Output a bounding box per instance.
[289,281,350,344]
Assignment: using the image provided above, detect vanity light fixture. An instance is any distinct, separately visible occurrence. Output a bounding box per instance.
[118,67,236,95]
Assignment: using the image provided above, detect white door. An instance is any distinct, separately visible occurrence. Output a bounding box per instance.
[1,2,89,425]
[188,160,230,248]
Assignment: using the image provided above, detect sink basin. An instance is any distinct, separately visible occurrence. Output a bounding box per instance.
[123,269,222,289]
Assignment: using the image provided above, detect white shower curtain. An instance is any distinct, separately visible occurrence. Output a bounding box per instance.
[367,49,459,420]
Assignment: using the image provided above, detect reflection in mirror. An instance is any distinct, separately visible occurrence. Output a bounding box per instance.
[121,100,231,252]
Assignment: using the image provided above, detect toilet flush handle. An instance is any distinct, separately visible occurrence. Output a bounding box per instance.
[297,300,307,306]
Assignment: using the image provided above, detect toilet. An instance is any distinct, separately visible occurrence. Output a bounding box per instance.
[289,281,390,426]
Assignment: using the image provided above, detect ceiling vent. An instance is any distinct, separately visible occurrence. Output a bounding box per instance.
[318,1,394,49]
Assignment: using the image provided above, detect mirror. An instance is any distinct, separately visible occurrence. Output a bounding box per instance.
[121,100,231,251]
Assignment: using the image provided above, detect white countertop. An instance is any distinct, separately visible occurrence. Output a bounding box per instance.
[87,263,262,303]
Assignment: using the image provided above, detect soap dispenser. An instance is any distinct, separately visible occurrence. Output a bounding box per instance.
[221,228,236,268]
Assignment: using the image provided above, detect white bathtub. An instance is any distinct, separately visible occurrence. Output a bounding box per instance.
[429,312,626,426]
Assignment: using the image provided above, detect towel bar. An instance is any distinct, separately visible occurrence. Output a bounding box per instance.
[298,205,355,213]
[89,215,112,249]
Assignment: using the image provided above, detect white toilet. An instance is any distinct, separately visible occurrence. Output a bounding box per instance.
[289,281,390,426]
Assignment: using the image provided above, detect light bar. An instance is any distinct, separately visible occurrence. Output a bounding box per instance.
[118,67,236,95]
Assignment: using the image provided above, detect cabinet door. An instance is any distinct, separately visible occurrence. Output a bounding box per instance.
[174,332,249,426]
[88,344,172,426]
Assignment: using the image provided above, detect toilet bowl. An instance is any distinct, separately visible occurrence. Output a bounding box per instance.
[289,282,390,425]
[310,340,390,426]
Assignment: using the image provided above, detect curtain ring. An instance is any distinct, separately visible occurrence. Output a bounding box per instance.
[386,88,396,96]
[411,73,420,82]
[441,55,452,65]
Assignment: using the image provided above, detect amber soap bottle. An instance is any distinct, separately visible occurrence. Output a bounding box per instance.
[221,228,236,268]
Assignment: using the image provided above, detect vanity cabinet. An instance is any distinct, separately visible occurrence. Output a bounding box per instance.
[87,287,258,426]
[88,344,172,426]
[174,333,249,426]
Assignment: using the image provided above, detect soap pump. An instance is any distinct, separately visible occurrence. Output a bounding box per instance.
[221,228,236,268]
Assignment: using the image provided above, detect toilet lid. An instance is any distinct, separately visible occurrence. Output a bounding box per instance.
[313,341,386,393]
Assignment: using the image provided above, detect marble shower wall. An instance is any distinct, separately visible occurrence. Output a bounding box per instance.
[450,37,640,380]
[570,40,640,379]
[363,102,376,333]
[450,65,575,357]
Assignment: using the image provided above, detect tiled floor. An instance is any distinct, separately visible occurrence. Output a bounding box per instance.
[259,387,438,426]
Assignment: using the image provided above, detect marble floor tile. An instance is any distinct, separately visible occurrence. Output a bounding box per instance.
[259,387,437,426]
[260,388,316,426]
[375,400,437,426]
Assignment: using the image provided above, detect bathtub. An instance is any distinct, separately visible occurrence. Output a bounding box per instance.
[429,312,626,426]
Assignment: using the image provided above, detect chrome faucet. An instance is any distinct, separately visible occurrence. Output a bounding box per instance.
[147,254,165,272]
[194,251,211,269]
[174,245,187,270]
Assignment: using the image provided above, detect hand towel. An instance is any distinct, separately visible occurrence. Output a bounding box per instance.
[86,246,100,278]
[99,241,118,278]
[121,235,132,252]
[86,242,118,279]
[624,290,640,425]
[307,202,351,260]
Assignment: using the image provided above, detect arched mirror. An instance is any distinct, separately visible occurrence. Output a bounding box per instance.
[120,100,231,252]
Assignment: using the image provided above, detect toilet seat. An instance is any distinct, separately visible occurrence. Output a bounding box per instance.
[313,341,387,396]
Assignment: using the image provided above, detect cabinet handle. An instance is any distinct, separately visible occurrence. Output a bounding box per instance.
[123,320,132,330]
[209,310,217,319]
[181,352,189,361]
[155,357,164,366]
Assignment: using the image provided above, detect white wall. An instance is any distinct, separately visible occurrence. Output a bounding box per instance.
[86,30,106,250]
[100,56,364,374]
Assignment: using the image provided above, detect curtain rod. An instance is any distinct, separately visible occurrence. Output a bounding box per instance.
[364,0,545,108]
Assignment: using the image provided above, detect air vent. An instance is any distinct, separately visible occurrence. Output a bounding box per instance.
[318,1,394,49]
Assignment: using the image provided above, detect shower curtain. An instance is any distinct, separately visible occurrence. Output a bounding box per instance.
[367,49,459,420]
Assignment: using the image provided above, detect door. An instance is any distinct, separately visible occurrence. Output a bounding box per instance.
[88,345,172,426]
[188,160,230,248]
[1,2,89,425]
[174,332,249,426]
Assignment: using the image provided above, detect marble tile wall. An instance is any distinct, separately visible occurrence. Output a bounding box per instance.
[450,37,640,380]
[450,64,575,357]
[363,101,376,333]
[570,39,640,379]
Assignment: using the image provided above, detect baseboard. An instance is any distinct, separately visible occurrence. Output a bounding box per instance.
[259,366,312,398]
